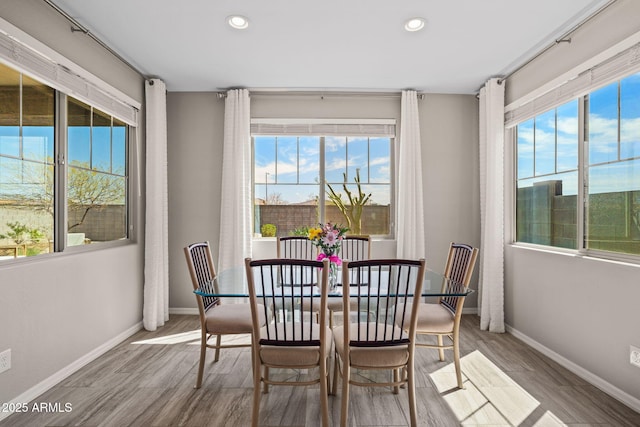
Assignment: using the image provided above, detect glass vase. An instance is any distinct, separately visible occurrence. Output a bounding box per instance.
[329,261,338,291]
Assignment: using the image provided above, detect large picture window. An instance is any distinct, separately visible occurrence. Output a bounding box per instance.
[66,97,128,245]
[516,100,579,249]
[0,62,132,261]
[585,74,640,254]
[515,71,640,258]
[253,132,393,237]
[0,68,55,258]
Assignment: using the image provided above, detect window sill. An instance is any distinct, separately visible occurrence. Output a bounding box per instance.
[509,242,640,267]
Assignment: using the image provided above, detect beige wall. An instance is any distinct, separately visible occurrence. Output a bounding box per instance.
[168,92,480,311]
[506,0,640,105]
[0,2,142,100]
[167,92,225,309]
[0,0,145,407]
[504,0,640,406]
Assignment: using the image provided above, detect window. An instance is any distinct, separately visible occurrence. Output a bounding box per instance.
[516,100,579,249]
[253,131,393,237]
[0,68,55,257]
[515,71,640,258]
[585,74,640,254]
[66,97,128,245]
[0,62,132,261]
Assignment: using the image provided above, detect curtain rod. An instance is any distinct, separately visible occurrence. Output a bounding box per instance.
[43,0,147,78]
[497,0,617,85]
[216,91,424,99]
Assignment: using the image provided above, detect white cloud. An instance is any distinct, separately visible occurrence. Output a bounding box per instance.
[621,117,640,142]
[556,116,578,135]
[325,136,346,152]
[588,115,618,154]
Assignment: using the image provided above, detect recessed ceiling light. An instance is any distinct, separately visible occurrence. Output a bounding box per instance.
[227,15,249,30]
[404,17,425,32]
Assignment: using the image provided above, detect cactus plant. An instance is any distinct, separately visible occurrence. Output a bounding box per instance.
[326,170,371,235]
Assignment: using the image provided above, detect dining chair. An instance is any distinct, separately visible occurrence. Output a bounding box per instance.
[276,235,317,260]
[326,235,372,328]
[340,235,371,261]
[411,242,478,389]
[245,257,332,427]
[333,258,426,427]
[276,236,317,323]
[184,241,265,389]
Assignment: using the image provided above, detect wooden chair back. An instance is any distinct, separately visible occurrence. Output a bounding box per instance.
[340,235,371,261]
[440,242,479,314]
[277,236,317,260]
[184,241,220,312]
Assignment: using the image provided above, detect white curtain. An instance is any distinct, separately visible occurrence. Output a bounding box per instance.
[143,79,169,331]
[218,89,252,272]
[396,90,425,259]
[478,78,505,333]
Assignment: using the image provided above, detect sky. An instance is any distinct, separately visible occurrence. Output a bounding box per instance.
[0,123,126,201]
[254,135,391,205]
[517,72,640,195]
[68,126,126,174]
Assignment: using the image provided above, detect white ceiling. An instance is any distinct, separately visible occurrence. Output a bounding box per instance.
[47,0,610,94]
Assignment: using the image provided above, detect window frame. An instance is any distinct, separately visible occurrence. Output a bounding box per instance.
[250,123,396,239]
[511,72,640,264]
[0,63,138,264]
[59,92,134,254]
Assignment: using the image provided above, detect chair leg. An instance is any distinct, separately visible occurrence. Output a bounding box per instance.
[399,366,407,389]
[251,373,262,427]
[319,351,330,427]
[251,346,262,427]
[214,334,222,362]
[340,363,350,427]
[250,340,256,377]
[331,350,339,396]
[407,358,418,427]
[437,335,445,361]
[263,366,270,393]
[196,336,207,389]
[326,357,332,396]
[453,330,464,389]
[393,368,400,394]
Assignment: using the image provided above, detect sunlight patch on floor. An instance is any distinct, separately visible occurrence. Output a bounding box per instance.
[131,330,252,346]
[532,411,566,427]
[131,329,201,345]
[429,350,566,426]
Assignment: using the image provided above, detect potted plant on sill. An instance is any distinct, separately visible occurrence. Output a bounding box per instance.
[326,169,371,235]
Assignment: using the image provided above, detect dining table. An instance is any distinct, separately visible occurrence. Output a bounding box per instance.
[194,263,474,300]
[192,261,474,427]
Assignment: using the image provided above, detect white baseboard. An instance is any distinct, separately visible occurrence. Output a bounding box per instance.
[169,307,198,315]
[0,321,143,423]
[506,324,640,413]
[463,307,478,315]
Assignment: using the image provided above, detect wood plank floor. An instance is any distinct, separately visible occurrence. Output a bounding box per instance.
[2,314,639,426]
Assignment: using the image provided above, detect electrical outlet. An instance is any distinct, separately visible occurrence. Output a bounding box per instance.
[0,349,10,374]
[631,345,640,368]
